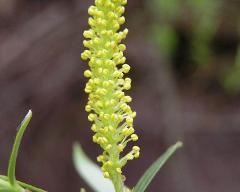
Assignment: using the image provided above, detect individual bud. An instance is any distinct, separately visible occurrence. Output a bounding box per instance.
[105,161,113,167]
[102,126,109,134]
[122,128,129,136]
[131,134,138,141]
[134,152,140,158]
[88,113,96,121]
[118,144,125,152]
[132,146,140,152]
[115,90,124,98]
[126,153,134,160]
[92,135,98,143]
[106,144,112,150]
[116,6,125,14]
[119,44,126,51]
[121,0,127,5]
[105,60,115,67]
[118,56,126,64]
[81,50,91,60]
[113,70,122,78]
[113,22,120,30]
[132,111,137,118]
[93,78,101,85]
[122,64,130,73]
[95,101,104,108]
[96,18,107,26]
[103,81,110,88]
[118,79,125,85]
[83,40,92,48]
[122,28,129,37]
[102,69,109,75]
[111,113,118,121]
[84,70,92,78]
[107,11,115,19]
[88,17,95,26]
[103,113,110,120]
[83,29,94,38]
[91,124,97,132]
[126,117,133,125]
[118,16,125,25]
[123,82,131,90]
[122,96,132,102]
[108,126,114,132]
[84,85,92,93]
[85,105,91,112]
[103,172,110,178]
[116,168,122,174]
[97,155,104,162]
[88,6,96,15]
[128,127,135,134]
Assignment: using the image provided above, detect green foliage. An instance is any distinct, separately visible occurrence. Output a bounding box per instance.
[150,24,178,57]
[152,0,181,20]
[149,0,180,57]
[8,111,32,186]
[223,45,240,93]
[0,110,46,192]
[147,0,221,65]
[223,24,240,93]
[189,0,220,66]
[132,142,183,192]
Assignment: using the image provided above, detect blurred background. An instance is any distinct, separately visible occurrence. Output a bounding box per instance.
[0,0,240,191]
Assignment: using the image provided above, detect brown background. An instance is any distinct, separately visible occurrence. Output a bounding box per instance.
[0,0,240,192]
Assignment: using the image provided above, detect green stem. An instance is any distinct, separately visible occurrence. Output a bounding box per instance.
[112,173,124,192]
[7,110,32,186]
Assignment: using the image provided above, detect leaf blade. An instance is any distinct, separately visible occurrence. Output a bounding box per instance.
[133,141,183,192]
[73,143,115,192]
[8,110,32,186]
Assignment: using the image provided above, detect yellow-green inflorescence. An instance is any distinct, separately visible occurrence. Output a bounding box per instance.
[81,0,140,190]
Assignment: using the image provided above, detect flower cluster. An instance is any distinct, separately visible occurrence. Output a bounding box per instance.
[81,0,140,182]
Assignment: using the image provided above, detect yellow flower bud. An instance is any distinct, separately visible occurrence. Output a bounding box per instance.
[84,70,92,78]
[131,134,138,141]
[103,172,110,178]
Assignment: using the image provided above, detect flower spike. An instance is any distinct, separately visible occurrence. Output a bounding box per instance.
[81,0,140,191]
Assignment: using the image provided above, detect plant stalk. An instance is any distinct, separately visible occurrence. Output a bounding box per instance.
[112,173,124,192]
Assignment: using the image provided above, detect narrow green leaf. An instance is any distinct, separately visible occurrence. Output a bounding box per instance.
[73,143,115,192]
[133,141,183,192]
[8,110,32,186]
[0,175,46,192]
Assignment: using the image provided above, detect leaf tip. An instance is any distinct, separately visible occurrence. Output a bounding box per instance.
[26,110,32,118]
[175,141,183,148]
